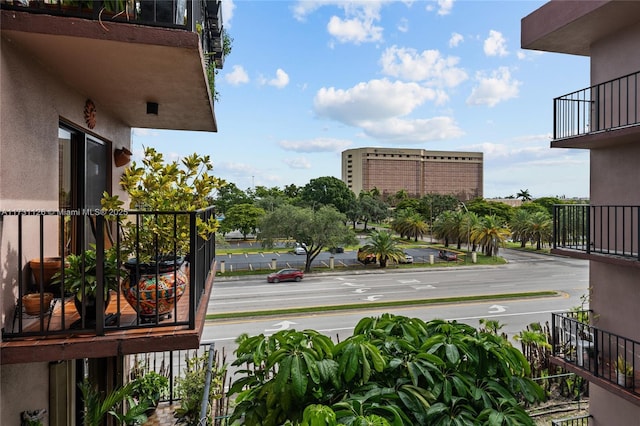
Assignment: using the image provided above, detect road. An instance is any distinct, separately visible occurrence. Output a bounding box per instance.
[203,249,589,373]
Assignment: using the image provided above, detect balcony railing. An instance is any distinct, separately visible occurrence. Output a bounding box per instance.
[1,207,216,340]
[551,415,591,426]
[0,0,224,68]
[553,204,640,261]
[552,310,639,396]
[554,70,640,140]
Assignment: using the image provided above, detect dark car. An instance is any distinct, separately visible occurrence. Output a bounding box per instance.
[267,268,304,283]
[329,247,344,254]
[438,250,457,261]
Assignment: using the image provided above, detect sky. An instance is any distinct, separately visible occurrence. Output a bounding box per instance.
[132,0,591,200]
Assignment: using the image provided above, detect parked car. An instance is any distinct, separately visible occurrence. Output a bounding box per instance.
[438,250,457,261]
[294,246,306,255]
[399,253,413,264]
[357,248,376,264]
[329,247,344,254]
[267,268,304,283]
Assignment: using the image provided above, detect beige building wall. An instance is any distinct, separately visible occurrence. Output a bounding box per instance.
[1,32,131,425]
[342,148,483,200]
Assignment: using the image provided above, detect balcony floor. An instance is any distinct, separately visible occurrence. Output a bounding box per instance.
[1,274,213,365]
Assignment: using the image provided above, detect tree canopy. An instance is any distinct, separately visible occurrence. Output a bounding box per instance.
[299,176,355,214]
[229,314,545,426]
[259,204,357,272]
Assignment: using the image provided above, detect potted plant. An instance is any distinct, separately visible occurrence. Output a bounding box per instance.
[130,370,169,414]
[51,247,123,320]
[615,355,634,388]
[101,147,222,320]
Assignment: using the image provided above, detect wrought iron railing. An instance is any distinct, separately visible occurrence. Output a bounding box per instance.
[1,206,216,339]
[0,0,224,68]
[552,310,640,396]
[551,414,591,426]
[554,70,640,140]
[553,204,640,260]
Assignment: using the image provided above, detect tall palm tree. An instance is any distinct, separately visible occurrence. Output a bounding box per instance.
[510,209,532,247]
[516,189,532,202]
[461,211,481,252]
[528,211,552,250]
[361,230,406,268]
[471,215,511,256]
[393,212,428,241]
[432,211,458,247]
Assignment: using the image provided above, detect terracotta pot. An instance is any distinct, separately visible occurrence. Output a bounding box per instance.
[122,257,187,321]
[22,293,54,316]
[114,147,132,167]
[29,257,63,291]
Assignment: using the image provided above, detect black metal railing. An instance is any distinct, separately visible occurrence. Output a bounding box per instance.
[552,310,640,396]
[551,415,591,426]
[0,0,224,68]
[1,206,215,339]
[554,70,640,140]
[553,204,640,260]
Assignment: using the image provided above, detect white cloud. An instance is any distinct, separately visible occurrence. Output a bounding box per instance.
[268,69,290,89]
[224,65,249,85]
[449,32,463,47]
[221,0,235,28]
[466,67,520,107]
[379,45,467,87]
[327,14,383,44]
[313,79,463,142]
[279,137,352,153]
[484,30,508,57]
[284,157,312,169]
[359,116,464,142]
[314,79,441,124]
[292,1,385,44]
[397,17,409,33]
[426,0,454,16]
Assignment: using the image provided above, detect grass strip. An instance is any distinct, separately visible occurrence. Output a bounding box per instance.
[206,291,558,321]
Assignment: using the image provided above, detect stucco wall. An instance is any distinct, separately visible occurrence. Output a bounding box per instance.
[1,362,51,426]
[0,32,132,423]
[590,142,640,206]
[591,22,640,85]
[589,384,639,426]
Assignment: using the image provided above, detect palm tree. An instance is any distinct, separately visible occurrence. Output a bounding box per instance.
[361,230,406,268]
[516,189,532,202]
[393,212,428,241]
[432,211,458,247]
[528,211,552,250]
[461,211,481,252]
[510,209,532,247]
[471,215,511,256]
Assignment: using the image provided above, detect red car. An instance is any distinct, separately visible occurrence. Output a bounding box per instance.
[267,268,304,283]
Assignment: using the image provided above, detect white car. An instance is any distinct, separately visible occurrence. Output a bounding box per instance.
[294,245,306,255]
[400,253,413,264]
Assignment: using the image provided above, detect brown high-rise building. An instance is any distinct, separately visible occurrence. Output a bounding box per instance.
[342,148,483,201]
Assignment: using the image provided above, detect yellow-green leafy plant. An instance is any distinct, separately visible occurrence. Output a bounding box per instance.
[102,147,224,264]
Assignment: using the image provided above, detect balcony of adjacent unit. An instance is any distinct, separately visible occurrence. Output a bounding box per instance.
[552,204,640,266]
[552,71,640,149]
[0,207,216,365]
[551,310,640,406]
[0,0,225,131]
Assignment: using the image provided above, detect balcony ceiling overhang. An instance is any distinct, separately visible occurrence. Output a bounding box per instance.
[1,10,216,132]
[521,0,640,56]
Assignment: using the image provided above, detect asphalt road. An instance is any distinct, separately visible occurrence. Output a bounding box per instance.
[203,249,588,373]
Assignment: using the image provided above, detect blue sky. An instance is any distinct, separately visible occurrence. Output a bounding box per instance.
[132,0,591,199]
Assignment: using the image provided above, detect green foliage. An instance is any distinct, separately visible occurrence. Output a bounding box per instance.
[130,370,169,408]
[78,379,148,426]
[229,314,545,426]
[299,176,355,214]
[471,215,511,256]
[360,230,406,268]
[174,350,226,426]
[259,204,358,272]
[466,198,514,224]
[51,247,123,301]
[101,147,223,263]
[219,203,265,238]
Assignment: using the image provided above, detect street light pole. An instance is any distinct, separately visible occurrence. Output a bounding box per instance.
[460,201,470,263]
